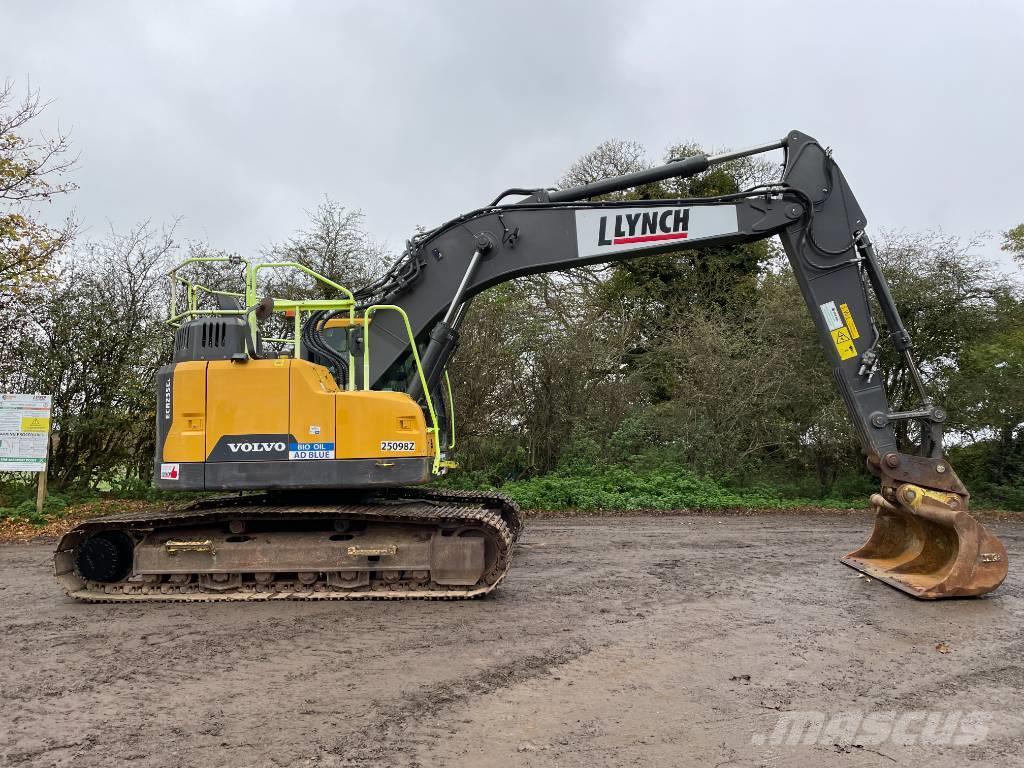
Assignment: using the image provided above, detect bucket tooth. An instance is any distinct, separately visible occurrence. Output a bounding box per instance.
[841,486,1008,599]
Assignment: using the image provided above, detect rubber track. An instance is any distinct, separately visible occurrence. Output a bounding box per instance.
[55,488,522,603]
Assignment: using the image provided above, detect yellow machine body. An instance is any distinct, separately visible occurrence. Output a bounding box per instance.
[154,358,434,490]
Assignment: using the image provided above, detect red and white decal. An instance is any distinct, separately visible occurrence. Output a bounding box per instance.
[575,205,739,258]
[160,462,180,480]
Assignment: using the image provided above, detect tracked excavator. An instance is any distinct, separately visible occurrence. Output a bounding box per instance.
[54,130,1008,601]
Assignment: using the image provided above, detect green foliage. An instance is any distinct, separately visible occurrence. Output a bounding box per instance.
[949,440,1024,510]
[0,477,183,525]
[1002,223,1024,264]
[1,223,176,489]
[497,460,862,512]
[0,485,71,525]
[442,448,1021,512]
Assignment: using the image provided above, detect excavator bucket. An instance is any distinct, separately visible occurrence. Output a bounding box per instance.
[841,485,1008,599]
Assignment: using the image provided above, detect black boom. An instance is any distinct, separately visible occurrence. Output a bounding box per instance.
[363,131,933,463]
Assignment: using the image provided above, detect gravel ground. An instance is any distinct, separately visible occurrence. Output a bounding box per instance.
[1,513,1022,768]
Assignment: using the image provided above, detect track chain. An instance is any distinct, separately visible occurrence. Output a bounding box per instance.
[54,487,522,603]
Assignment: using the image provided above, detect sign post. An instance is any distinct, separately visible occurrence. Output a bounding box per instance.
[35,448,48,515]
[0,394,53,514]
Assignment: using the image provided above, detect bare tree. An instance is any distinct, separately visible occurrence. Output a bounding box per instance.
[558,139,649,190]
[262,197,389,299]
[0,81,78,306]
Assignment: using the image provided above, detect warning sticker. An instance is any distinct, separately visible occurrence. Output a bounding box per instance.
[831,327,858,360]
[20,416,50,433]
[839,303,860,340]
[819,301,845,332]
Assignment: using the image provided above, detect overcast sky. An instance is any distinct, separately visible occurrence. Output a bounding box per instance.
[3,0,1022,274]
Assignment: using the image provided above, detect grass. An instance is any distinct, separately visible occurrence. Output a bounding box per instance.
[2,459,1017,543]
[0,481,201,543]
[496,465,865,512]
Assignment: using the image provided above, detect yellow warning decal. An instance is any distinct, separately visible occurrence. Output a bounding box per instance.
[839,303,860,339]
[831,327,858,360]
[20,416,50,433]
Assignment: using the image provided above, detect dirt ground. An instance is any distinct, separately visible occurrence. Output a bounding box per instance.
[1,513,1022,768]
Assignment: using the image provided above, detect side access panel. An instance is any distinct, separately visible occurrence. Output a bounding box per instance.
[205,359,292,462]
[334,390,432,461]
[289,361,339,459]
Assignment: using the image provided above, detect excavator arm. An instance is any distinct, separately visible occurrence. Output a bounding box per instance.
[358,129,1007,599]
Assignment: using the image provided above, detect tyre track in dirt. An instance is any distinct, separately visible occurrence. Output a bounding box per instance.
[1,514,1021,767]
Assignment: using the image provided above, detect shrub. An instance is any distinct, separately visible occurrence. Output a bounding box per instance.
[499,463,861,511]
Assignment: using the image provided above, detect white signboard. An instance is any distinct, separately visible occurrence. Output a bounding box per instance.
[0,394,52,473]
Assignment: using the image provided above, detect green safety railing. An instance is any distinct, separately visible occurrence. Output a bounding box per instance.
[167,259,450,473]
[362,304,442,474]
[167,256,358,390]
[168,256,252,323]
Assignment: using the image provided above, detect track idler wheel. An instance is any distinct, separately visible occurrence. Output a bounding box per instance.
[841,485,1008,599]
[75,531,135,583]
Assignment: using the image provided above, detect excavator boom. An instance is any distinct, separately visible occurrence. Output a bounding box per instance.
[359,129,1008,599]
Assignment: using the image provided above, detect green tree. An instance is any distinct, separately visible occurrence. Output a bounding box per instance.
[945,285,1024,503]
[871,231,1013,449]
[593,143,779,403]
[1002,223,1024,264]
[1,223,176,488]
[448,138,784,477]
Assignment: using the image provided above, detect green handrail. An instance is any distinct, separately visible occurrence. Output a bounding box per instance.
[362,304,442,474]
[167,259,356,370]
[251,262,355,305]
[248,263,356,371]
[168,256,250,325]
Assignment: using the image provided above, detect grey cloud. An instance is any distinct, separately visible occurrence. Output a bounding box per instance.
[3,0,1022,273]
